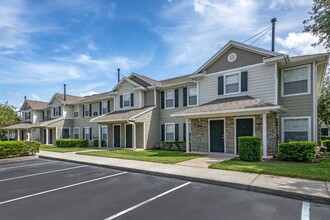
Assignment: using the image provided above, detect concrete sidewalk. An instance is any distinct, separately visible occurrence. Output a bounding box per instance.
[38,151,330,205]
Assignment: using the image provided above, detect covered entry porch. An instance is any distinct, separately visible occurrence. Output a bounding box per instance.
[1,122,33,141]
[171,96,287,157]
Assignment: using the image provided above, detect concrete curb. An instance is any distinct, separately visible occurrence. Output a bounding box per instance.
[39,155,330,205]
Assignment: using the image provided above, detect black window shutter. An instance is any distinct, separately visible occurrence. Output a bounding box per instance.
[120,95,123,108]
[89,128,92,140]
[183,88,187,107]
[175,89,179,107]
[99,102,102,115]
[42,111,45,120]
[241,71,248,92]
[59,106,61,116]
[131,93,134,107]
[53,108,55,117]
[83,128,85,139]
[175,124,179,141]
[161,124,165,141]
[218,76,224,95]
[183,123,186,141]
[89,104,92,117]
[107,100,110,113]
[161,92,164,109]
[82,105,85,117]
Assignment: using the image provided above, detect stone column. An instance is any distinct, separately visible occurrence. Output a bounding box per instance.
[262,114,267,159]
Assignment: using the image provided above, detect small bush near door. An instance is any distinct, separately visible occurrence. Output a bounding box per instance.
[238,136,262,161]
[0,141,40,159]
[93,139,107,147]
[278,141,317,162]
[56,139,89,148]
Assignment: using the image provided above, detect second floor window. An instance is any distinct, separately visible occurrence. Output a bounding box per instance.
[54,107,61,117]
[84,104,90,117]
[188,86,197,106]
[165,90,174,109]
[123,94,130,107]
[24,112,31,120]
[225,73,239,94]
[282,65,310,96]
[102,101,108,114]
[74,106,79,118]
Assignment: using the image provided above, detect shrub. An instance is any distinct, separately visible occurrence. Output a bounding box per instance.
[162,141,185,151]
[56,139,89,148]
[321,136,330,141]
[238,136,262,161]
[0,141,40,159]
[93,139,107,147]
[322,140,330,149]
[278,141,317,162]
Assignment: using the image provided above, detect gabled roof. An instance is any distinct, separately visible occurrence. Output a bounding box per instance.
[130,73,161,87]
[20,100,49,111]
[1,122,32,130]
[159,74,194,87]
[194,40,283,74]
[73,91,113,104]
[111,77,144,92]
[49,93,83,105]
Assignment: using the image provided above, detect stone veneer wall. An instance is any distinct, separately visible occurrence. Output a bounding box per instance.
[190,113,279,156]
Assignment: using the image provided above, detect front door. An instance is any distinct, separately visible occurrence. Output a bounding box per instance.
[236,118,254,154]
[210,120,225,152]
[126,124,132,148]
[62,128,70,139]
[114,125,120,148]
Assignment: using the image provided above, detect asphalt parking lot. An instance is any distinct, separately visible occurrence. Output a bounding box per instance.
[0,158,329,220]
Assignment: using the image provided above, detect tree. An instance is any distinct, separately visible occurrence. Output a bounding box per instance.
[318,71,330,129]
[0,102,21,139]
[303,0,330,50]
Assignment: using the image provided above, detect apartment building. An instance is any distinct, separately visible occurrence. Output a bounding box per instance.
[4,40,329,157]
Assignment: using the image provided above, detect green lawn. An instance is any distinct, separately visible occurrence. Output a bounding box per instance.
[209,158,330,181]
[40,145,102,153]
[77,150,202,164]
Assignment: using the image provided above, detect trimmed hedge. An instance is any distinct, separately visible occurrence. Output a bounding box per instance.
[278,141,317,162]
[321,136,330,141]
[93,139,107,147]
[0,141,40,159]
[322,140,330,149]
[238,136,262,161]
[162,141,185,151]
[56,139,89,148]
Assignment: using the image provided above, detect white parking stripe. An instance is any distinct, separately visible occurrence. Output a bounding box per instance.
[301,201,310,220]
[0,161,58,171]
[105,182,191,220]
[0,165,88,182]
[0,172,127,205]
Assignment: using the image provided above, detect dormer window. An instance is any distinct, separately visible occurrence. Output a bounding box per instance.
[24,112,31,120]
[54,106,61,117]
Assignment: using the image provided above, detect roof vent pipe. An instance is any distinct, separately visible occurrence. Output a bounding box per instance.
[271,17,277,52]
[64,84,67,101]
[24,96,27,101]
[117,68,120,83]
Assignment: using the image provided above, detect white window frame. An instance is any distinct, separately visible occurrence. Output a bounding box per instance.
[101,126,108,146]
[165,89,175,109]
[165,123,175,141]
[123,93,131,108]
[102,101,108,114]
[187,85,198,107]
[54,106,61,117]
[281,117,311,143]
[73,106,79,118]
[73,127,80,139]
[23,111,31,120]
[281,64,311,97]
[84,104,90,118]
[224,72,241,95]
[84,127,90,140]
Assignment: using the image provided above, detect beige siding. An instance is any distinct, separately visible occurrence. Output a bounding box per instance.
[33,110,43,123]
[199,63,276,104]
[145,90,155,106]
[205,47,266,74]
[115,83,141,111]
[64,105,73,118]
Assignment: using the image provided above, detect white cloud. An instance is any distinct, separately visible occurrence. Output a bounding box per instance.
[31,93,41,100]
[87,42,98,50]
[8,91,22,98]
[269,0,311,10]
[79,91,98,96]
[276,32,327,55]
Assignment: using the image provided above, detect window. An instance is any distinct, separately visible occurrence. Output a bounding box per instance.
[54,107,61,117]
[123,94,131,108]
[102,126,108,146]
[73,106,79,118]
[188,86,197,106]
[165,90,174,109]
[24,112,31,120]
[165,123,175,141]
[225,73,240,94]
[74,128,79,139]
[84,104,90,117]
[282,118,310,142]
[102,101,108,114]
[282,65,310,96]
[84,127,90,140]
[227,53,237,62]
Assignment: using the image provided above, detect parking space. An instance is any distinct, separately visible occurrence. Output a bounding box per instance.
[0,158,329,220]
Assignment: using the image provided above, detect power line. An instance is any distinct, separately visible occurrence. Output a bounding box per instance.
[243,26,272,43]
[250,28,272,45]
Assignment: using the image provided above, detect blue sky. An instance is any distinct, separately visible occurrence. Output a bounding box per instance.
[0,0,327,108]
